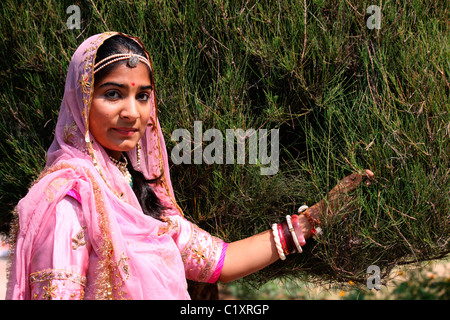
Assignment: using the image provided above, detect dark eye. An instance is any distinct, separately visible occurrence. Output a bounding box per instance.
[137,92,150,102]
[104,90,121,100]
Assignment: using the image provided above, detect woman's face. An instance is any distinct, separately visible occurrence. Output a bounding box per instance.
[90,62,152,160]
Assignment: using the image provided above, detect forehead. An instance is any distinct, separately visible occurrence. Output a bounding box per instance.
[94,62,151,87]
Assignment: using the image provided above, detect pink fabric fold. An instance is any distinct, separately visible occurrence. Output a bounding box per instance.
[66,189,81,203]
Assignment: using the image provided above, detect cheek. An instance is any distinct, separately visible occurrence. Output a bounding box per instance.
[141,106,152,127]
[136,109,151,139]
[90,100,112,124]
[89,101,113,138]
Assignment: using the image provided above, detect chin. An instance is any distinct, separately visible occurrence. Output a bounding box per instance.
[104,142,138,156]
[118,145,137,153]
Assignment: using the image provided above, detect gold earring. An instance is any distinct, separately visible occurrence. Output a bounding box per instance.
[136,142,141,170]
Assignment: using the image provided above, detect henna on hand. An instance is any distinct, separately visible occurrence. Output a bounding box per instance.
[300,170,374,239]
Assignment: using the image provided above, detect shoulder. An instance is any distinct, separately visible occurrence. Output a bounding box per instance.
[37,161,94,184]
[18,161,90,215]
[28,160,101,198]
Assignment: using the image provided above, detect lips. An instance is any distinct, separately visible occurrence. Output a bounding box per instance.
[113,127,138,136]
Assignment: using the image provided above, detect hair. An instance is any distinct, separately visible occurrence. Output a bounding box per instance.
[94,35,165,220]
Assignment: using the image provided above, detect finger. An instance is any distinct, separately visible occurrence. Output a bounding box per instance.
[348,172,362,185]
[363,169,374,185]
[336,173,361,193]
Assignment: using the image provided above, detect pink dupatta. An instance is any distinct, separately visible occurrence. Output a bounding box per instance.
[6,32,220,300]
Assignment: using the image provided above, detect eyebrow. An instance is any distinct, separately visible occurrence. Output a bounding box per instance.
[99,82,152,90]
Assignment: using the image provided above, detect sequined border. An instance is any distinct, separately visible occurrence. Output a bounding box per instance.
[181,224,222,282]
[30,268,87,287]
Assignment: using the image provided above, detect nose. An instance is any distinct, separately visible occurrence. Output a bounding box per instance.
[120,96,140,121]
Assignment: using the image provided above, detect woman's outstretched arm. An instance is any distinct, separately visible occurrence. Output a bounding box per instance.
[219,230,280,283]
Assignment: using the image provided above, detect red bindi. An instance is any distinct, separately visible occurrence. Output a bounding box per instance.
[131,82,135,86]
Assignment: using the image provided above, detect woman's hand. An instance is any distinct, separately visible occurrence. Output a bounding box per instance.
[219,170,374,283]
[299,169,374,239]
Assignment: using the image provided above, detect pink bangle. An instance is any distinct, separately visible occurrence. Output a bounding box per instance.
[291,215,306,246]
[207,242,228,283]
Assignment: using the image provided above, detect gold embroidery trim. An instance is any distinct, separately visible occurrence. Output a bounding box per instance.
[117,252,130,281]
[72,226,87,250]
[157,216,180,236]
[30,268,87,287]
[181,224,221,282]
[42,281,58,300]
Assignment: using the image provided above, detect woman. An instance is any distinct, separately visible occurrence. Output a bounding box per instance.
[6,32,372,300]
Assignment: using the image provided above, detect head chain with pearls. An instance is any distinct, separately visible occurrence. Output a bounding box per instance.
[93,53,152,74]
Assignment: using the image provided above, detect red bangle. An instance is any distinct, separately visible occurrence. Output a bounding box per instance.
[281,221,297,254]
[277,223,289,255]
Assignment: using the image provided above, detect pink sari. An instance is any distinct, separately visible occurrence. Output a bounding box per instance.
[6,32,227,300]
